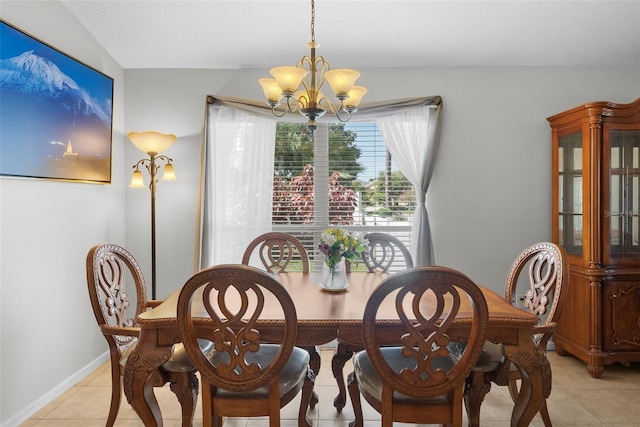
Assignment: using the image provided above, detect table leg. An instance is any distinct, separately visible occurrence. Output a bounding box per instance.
[123,331,173,427]
[331,341,355,412]
[503,337,551,427]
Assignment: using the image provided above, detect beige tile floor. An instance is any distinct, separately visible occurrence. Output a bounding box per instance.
[19,347,640,427]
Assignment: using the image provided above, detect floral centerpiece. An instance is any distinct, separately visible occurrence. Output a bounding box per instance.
[318,228,368,289]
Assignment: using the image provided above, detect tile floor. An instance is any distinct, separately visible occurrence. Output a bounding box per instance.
[19,347,640,426]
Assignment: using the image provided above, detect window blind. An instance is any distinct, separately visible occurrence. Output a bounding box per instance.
[272,122,414,271]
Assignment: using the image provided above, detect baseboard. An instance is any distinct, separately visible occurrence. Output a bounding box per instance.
[2,352,108,427]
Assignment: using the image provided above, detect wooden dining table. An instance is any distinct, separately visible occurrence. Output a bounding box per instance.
[123,271,546,427]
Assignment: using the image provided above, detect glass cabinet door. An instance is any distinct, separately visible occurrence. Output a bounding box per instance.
[608,128,640,260]
[558,132,583,256]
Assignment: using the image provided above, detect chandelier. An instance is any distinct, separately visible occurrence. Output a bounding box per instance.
[258,0,366,132]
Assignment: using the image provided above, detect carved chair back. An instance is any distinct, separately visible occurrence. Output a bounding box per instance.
[361,232,413,273]
[348,266,489,426]
[504,241,569,349]
[176,264,313,427]
[86,243,147,356]
[364,266,488,397]
[242,232,310,274]
[87,243,201,427]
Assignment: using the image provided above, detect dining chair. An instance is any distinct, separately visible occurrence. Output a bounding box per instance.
[347,266,489,427]
[240,231,320,408]
[85,243,199,427]
[361,231,414,273]
[460,242,569,427]
[176,264,314,427]
[333,231,414,411]
[242,231,310,273]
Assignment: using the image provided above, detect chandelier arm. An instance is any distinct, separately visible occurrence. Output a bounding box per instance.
[271,105,288,118]
[298,55,314,70]
[335,105,352,123]
[317,96,342,115]
[315,56,330,78]
[286,96,302,113]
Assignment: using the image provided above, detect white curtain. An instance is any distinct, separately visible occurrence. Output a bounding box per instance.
[197,100,276,268]
[377,103,443,266]
[194,95,442,271]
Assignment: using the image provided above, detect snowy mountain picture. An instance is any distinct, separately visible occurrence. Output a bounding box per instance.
[0,20,113,183]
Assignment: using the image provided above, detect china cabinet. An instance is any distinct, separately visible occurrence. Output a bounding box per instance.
[549,98,640,377]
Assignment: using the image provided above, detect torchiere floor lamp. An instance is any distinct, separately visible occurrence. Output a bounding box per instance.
[128,131,177,300]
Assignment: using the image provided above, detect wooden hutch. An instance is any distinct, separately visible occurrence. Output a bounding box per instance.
[548,98,640,377]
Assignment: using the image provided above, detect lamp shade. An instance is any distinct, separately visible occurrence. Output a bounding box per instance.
[345,86,367,108]
[129,169,145,188]
[128,131,176,154]
[324,69,360,97]
[259,78,284,103]
[162,163,177,181]
[270,66,308,94]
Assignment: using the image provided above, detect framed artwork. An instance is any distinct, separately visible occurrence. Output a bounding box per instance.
[0,19,114,183]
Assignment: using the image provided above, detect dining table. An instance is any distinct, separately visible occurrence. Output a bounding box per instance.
[123,271,546,427]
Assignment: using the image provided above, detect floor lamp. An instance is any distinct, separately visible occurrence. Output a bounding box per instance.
[128,131,177,300]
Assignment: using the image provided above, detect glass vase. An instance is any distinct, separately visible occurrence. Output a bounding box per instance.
[321,258,348,290]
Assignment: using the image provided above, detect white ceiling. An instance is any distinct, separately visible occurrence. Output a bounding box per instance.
[60,0,640,70]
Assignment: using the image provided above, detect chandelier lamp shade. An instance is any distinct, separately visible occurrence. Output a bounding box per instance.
[258,0,366,132]
[128,130,177,299]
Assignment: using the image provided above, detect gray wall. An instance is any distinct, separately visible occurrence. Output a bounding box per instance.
[0,1,126,425]
[2,0,639,425]
[124,67,639,297]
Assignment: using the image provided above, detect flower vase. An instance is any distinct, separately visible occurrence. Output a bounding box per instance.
[321,258,348,290]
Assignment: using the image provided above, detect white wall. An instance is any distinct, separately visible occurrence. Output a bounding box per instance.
[124,67,639,297]
[2,0,639,425]
[0,2,125,425]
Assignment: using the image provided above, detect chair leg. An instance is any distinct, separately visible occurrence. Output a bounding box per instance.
[298,369,315,427]
[301,345,320,409]
[108,369,121,427]
[270,398,281,427]
[508,378,552,426]
[168,371,199,427]
[507,378,519,402]
[540,401,553,427]
[347,371,364,427]
[463,371,491,427]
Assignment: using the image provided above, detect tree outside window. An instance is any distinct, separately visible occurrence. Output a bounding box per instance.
[272,122,414,268]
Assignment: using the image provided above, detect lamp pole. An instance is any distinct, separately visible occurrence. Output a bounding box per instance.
[149,153,159,300]
[128,131,177,300]
[131,153,175,300]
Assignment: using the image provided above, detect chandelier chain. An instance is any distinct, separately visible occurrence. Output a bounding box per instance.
[311,0,315,43]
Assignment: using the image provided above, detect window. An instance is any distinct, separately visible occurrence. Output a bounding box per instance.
[272,122,414,271]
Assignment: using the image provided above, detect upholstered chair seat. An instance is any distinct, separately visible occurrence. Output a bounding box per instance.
[205,344,310,398]
[353,347,456,402]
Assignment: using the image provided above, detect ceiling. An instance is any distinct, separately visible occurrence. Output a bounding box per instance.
[60,0,640,70]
